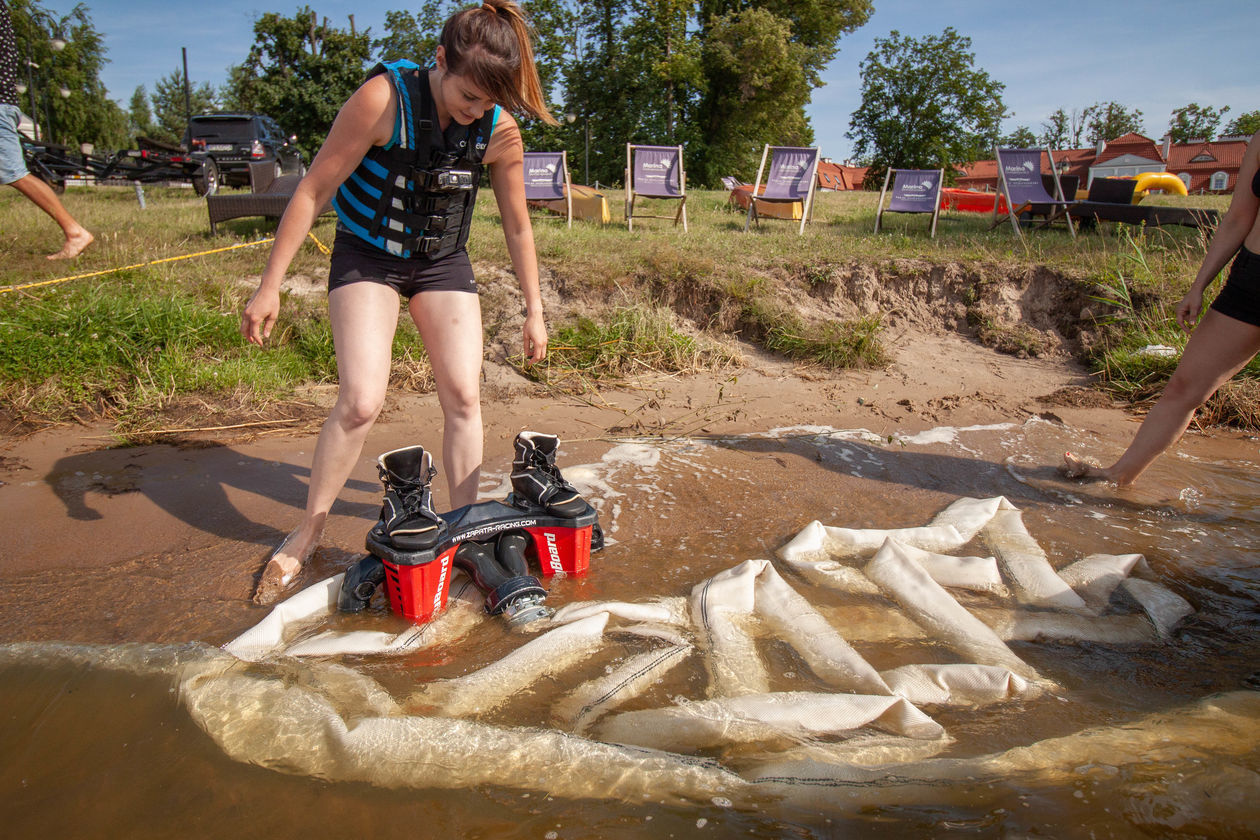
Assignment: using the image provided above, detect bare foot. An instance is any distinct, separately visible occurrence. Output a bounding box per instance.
[252,526,321,605]
[47,228,94,260]
[1060,451,1107,481]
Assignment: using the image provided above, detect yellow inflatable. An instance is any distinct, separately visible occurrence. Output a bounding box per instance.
[1129,172,1188,196]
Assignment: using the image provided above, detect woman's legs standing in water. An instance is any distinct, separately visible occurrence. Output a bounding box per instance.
[1064,309,1260,486]
[254,282,401,602]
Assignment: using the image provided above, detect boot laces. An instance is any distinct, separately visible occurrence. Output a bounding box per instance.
[533,456,575,491]
[386,465,438,516]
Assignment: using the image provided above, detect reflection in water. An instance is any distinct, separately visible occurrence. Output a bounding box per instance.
[1,420,1257,838]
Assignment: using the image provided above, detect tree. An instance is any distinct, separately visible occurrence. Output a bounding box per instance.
[1001,125,1036,148]
[847,27,1007,183]
[8,0,127,148]
[149,70,217,144]
[127,86,155,139]
[372,2,452,64]
[225,7,372,159]
[1167,103,1229,144]
[1223,110,1260,138]
[697,7,811,182]
[695,0,871,184]
[1039,109,1069,149]
[1083,101,1144,146]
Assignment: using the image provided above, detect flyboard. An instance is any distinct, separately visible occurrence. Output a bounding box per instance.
[338,433,603,628]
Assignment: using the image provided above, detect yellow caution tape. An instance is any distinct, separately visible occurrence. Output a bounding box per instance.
[0,237,279,295]
[306,231,331,255]
[0,228,333,296]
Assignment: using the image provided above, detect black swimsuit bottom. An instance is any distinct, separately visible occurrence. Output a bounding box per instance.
[328,225,477,298]
[1210,245,1260,328]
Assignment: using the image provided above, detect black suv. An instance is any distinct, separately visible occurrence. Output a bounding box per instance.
[184,113,304,190]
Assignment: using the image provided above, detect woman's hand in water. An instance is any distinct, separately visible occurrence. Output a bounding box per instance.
[241,286,282,346]
[522,310,548,364]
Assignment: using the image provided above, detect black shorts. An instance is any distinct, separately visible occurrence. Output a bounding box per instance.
[328,225,477,298]
[1210,245,1260,328]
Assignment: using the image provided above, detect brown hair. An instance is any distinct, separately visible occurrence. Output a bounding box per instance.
[440,0,558,125]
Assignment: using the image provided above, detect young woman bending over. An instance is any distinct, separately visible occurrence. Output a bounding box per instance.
[241,0,555,602]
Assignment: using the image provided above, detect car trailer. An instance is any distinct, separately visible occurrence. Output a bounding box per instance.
[20,135,218,200]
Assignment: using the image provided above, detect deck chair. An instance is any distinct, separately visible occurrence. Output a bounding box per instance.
[625,144,687,231]
[209,162,294,234]
[990,147,1075,239]
[522,151,572,228]
[743,145,819,235]
[874,168,944,237]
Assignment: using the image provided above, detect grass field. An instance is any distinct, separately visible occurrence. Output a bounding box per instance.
[2,182,1251,436]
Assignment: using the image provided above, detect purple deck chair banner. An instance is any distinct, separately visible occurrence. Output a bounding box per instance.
[888,169,940,213]
[998,148,1059,205]
[632,146,683,197]
[522,152,566,200]
[762,147,818,201]
[994,146,1076,239]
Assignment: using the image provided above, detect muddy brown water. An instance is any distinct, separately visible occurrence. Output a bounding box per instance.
[1,420,1258,838]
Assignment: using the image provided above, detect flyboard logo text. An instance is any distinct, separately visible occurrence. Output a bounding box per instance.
[433,555,450,613]
[544,532,564,575]
[451,519,540,544]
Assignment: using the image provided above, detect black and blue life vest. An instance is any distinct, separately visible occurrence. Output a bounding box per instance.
[332,60,499,259]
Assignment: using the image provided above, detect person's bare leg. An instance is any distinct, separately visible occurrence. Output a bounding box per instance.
[410,290,484,510]
[8,174,94,259]
[1064,310,1260,486]
[254,282,401,603]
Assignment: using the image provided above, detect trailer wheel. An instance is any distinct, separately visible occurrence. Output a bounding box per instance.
[192,158,219,197]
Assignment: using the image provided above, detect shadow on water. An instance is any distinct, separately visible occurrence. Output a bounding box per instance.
[44,442,379,548]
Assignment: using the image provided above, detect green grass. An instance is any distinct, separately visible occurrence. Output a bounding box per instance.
[520,305,741,390]
[0,180,1247,431]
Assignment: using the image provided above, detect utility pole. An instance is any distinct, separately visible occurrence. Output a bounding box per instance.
[182,47,191,121]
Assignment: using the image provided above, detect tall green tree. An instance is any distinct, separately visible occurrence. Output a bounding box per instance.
[1039,108,1069,149]
[8,0,126,148]
[1083,101,1144,145]
[695,0,871,184]
[698,7,811,182]
[149,69,217,144]
[1166,102,1230,144]
[1224,110,1260,138]
[127,85,154,139]
[847,27,1007,184]
[225,7,371,158]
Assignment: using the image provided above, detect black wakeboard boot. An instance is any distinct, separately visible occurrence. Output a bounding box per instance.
[374,445,446,551]
[510,431,587,518]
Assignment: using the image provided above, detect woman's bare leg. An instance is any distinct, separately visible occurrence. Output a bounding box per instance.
[410,290,484,510]
[254,282,401,603]
[1064,310,1260,486]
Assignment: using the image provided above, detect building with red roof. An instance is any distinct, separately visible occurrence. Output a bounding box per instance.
[948,134,1248,195]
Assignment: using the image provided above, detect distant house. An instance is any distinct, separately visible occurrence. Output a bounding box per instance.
[1088,132,1166,182]
[953,134,1248,194]
[1165,136,1250,193]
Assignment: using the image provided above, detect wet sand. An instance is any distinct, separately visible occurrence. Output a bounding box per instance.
[0,330,1112,643]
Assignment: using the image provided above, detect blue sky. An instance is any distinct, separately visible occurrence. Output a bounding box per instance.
[67,0,1258,160]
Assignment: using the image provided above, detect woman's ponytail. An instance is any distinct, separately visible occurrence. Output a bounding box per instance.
[441,0,558,125]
